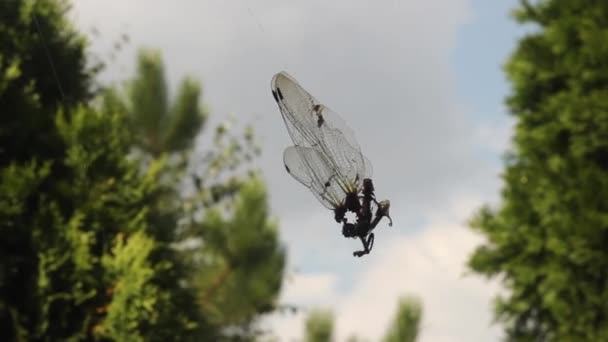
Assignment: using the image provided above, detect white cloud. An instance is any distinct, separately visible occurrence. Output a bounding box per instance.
[70,0,479,221]
[282,273,337,306]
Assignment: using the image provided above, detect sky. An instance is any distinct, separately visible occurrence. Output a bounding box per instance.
[70,1,525,340]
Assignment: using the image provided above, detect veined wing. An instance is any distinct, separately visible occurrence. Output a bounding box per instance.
[271,71,373,194]
[312,125,372,194]
[271,71,361,151]
[283,145,346,210]
[283,127,372,210]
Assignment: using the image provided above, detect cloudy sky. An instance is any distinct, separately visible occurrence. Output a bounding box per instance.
[70,1,526,340]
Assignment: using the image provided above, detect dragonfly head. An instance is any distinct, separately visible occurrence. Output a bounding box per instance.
[341,222,357,238]
[362,178,375,195]
[376,200,393,227]
[378,199,390,209]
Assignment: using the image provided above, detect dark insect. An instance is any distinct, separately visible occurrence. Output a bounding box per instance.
[271,71,392,257]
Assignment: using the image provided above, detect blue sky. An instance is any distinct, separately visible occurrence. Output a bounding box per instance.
[72,1,525,340]
[454,1,518,121]
[453,0,524,169]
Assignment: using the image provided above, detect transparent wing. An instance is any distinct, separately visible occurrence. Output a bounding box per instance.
[313,126,372,194]
[283,145,345,210]
[271,71,361,151]
[271,71,373,194]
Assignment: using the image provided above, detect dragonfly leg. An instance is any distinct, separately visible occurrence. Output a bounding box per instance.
[353,233,375,257]
[367,233,375,252]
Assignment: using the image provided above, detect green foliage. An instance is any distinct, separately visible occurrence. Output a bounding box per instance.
[1,1,282,341]
[1,101,169,340]
[0,0,104,339]
[100,231,159,342]
[196,177,285,339]
[301,296,422,342]
[304,309,334,342]
[112,48,208,157]
[382,296,422,342]
[0,0,97,165]
[101,45,283,340]
[345,336,369,342]
[468,0,608,340]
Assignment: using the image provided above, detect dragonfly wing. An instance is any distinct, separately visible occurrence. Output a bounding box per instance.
[271,71,361,150]
[317,126,373,193]
[283,145,346,210]
[314,103,361,151]
[272,71,373,200]
[272,71,319,147]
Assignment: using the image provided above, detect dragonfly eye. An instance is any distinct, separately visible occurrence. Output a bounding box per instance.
[272,90,279,102]
[276,87,284,100]
[317,114,324,128]
[285,165,291,173]
[313,104,325,127]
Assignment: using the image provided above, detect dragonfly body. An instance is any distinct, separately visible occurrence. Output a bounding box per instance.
[271,71,392,257]
[343,179,392,257]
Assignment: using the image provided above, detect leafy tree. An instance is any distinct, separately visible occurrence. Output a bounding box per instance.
[468,0,608,340]
[0,0,97,166]
[0,0,113,339]
[0,0,212,339]
[382,296,422,342]
[304,309,334,342]
[302,296,422,342]
[1,1,283,341]
[1,80,176,340]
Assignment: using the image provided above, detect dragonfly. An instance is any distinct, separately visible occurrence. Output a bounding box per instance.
[271,71,392,257]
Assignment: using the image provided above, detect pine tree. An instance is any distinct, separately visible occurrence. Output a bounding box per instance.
[468,0,608,340]
[103,47,285,340]
[301,296,422,342]
[304,309,334,342]
[382,296,422,342]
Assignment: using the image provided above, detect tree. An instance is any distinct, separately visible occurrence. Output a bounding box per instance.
[113,48,207,157]
[0,1,212,339]
[0,0,117,339]
[0,38,175,341]
[195,178,285,340]
[382,296,422,342]
[301,296,422,342]
[468,0,608,340]
[103,48,285,340]
[101,47,214,342]
[304,309,334,342]
[0,0,97,166]
[1,0,283,340]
